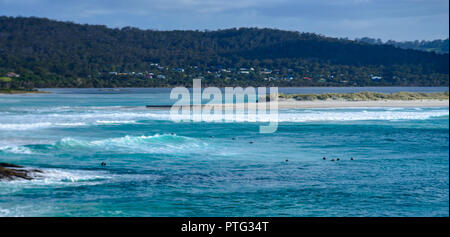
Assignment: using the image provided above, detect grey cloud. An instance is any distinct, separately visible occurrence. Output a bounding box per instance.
[0,0,448,40]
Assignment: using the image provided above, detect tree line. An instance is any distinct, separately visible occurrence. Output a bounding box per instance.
[0,16,448,89]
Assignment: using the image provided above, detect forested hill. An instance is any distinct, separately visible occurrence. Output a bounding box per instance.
[0,16,448,88]
[356,37,449,54]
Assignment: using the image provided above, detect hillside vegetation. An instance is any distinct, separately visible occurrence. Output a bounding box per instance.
[0,16,448,89]
[357,37,449,54]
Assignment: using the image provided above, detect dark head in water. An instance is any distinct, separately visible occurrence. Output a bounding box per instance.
[336,158,340,161]
[351,157,354,160]
[101,162,107,166]
[249,141,254,144]
[232,137,236,140]
[323,157,326,160]
[331,159,335,161]
[285,159,288,162]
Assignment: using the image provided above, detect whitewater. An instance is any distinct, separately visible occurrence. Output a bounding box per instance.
[0,88,448,217]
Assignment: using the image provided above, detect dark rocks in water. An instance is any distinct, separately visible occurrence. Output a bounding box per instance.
[0,163,41,181]
[0,163,23,168]
[336,158,340,161]
[101,162,107,166]
[231,138,236,140]
[350,157,354,160]
[249,141,254,144]
[30,169,43,173]
[331,159,335,162]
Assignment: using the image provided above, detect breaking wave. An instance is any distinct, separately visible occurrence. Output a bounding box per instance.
[145,108,449,122]
[0,107,447,131]
[1,134,209,155]
[52,134,206,152]
[0,145,33,154]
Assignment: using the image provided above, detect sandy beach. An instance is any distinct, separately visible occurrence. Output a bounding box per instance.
[158,99,449,110]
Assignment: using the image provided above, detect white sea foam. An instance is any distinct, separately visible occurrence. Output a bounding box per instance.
[0,145,33,154]
[0,208,11,216]
[53,134,206,153]
[54,122,87,127]
[0,122,53,130]
[0,120,134,130]
[32,168,109,183]
[0,168,110,186]
[96,120,137,124]
[0,122,88,130]
[0,107,447,130]
[135,109,449,122]
[0,134,207,155]
[274,109,449,122]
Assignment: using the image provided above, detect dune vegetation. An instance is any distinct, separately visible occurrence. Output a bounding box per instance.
[0,88,45,94]
[273,91,449,101]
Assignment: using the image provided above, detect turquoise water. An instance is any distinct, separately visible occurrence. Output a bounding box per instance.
[0,88,448,217]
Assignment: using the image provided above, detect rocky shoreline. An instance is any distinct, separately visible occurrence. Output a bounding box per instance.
[0,163,42,181]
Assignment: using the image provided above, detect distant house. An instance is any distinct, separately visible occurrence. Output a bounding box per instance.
[371,76,382,80]
[239,68,250,74]
[266,77,279,81]
[260,69,272,75]
[6,72,20,78]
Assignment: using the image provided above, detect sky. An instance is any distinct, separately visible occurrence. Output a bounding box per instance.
[0,0,448,41]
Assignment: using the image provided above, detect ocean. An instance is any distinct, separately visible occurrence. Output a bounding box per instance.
[0,87,448,217]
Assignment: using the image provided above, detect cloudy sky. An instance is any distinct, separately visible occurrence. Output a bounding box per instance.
[1,0,448,41]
